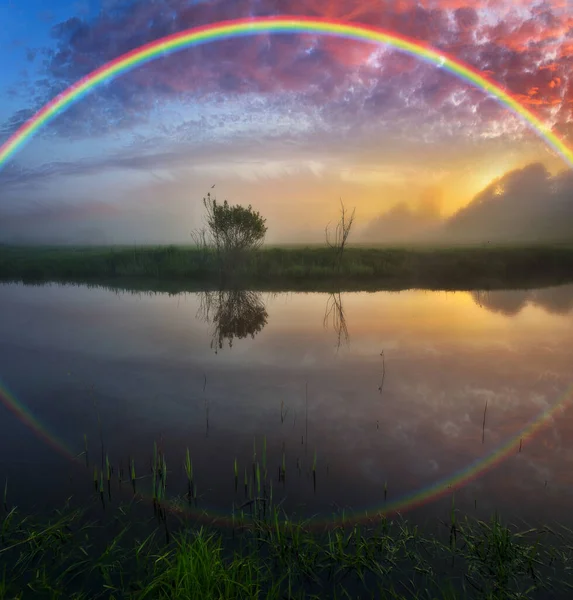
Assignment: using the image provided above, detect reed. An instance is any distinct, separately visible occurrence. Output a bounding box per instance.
[262,436,267,476]
[130,459,136,493]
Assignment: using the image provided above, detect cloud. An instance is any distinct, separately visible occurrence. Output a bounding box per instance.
[359,185,444,243]
[358,158,573,246]
[2,0,572,146]
[0,148,186,189]
[0,199,120,222]
[442,162,573,243]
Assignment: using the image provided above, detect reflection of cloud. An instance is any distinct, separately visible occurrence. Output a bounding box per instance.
[2,282,572,524]
[472,290,529,316]
[472,285,573,316]
[422,344,441,356]
[441,421,461,438]
[360,457,386,486]
[533,287,573,315]
[461,385,521,413]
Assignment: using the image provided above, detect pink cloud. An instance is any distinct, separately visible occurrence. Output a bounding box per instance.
[3,0,571,144]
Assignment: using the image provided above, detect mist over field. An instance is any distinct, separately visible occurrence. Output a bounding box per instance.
[2,160,570,246]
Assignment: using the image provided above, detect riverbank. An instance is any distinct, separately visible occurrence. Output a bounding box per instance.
[1,243,573,292]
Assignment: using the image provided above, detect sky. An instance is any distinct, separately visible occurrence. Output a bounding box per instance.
[0,0,572,245]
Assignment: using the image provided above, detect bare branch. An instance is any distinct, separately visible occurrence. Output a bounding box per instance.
[325,198,356,273]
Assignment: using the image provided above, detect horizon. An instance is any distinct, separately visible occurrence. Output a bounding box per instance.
[0,1,572,245]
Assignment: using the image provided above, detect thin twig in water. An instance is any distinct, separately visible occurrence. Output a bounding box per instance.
[378,350,386,394]
[482,400,488,444]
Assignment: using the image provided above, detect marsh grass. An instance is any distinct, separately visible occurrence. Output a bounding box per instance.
[1,490,572,600]
[2,244,573,291]
[3,410,573,600]
[77,442,573,598]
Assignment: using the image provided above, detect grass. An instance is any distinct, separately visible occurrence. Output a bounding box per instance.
[2,435,573,598]
[1,493,573,599]
[1,243,573,292]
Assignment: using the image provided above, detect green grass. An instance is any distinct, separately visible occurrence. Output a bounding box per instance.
[1,495,573,599]
[2,435,573,598]
[1,243,573,292]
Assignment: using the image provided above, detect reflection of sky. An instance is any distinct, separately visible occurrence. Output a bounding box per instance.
[0,283,572,525]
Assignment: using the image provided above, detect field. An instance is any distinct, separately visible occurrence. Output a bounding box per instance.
[1,243,573,292]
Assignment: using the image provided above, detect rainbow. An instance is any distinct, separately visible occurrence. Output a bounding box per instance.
[1,15,572,526]
[0,16,572,170]
[0,378,78,461]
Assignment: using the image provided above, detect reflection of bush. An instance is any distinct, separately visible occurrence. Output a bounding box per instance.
[198,290,268,352]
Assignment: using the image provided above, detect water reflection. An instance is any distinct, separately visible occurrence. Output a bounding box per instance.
[196,287,352,353]
[197,289,268,353]
[0,282,572,530]
[323,292,350,351]
[195,284,573,357]
[472,286,573,316]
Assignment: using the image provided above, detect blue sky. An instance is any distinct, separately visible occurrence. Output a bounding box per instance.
[0,0,572,244]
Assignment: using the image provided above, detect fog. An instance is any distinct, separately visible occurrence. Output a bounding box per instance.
[0,162,571,246]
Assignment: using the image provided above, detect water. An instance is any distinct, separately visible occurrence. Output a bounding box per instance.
[0,282,572,530]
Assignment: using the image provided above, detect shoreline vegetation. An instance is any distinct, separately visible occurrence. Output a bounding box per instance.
[1,243,573,292]
[2,493,573,599]
[2,434,573,599]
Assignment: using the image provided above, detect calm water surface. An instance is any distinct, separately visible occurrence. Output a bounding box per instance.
[1,283,572,528]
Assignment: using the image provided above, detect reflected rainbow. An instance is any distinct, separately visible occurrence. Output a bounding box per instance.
[2,368,569,530]
[0,16,572,170]
[159,383,573,529]
[0,378,78,461]
[1,15,572,526]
